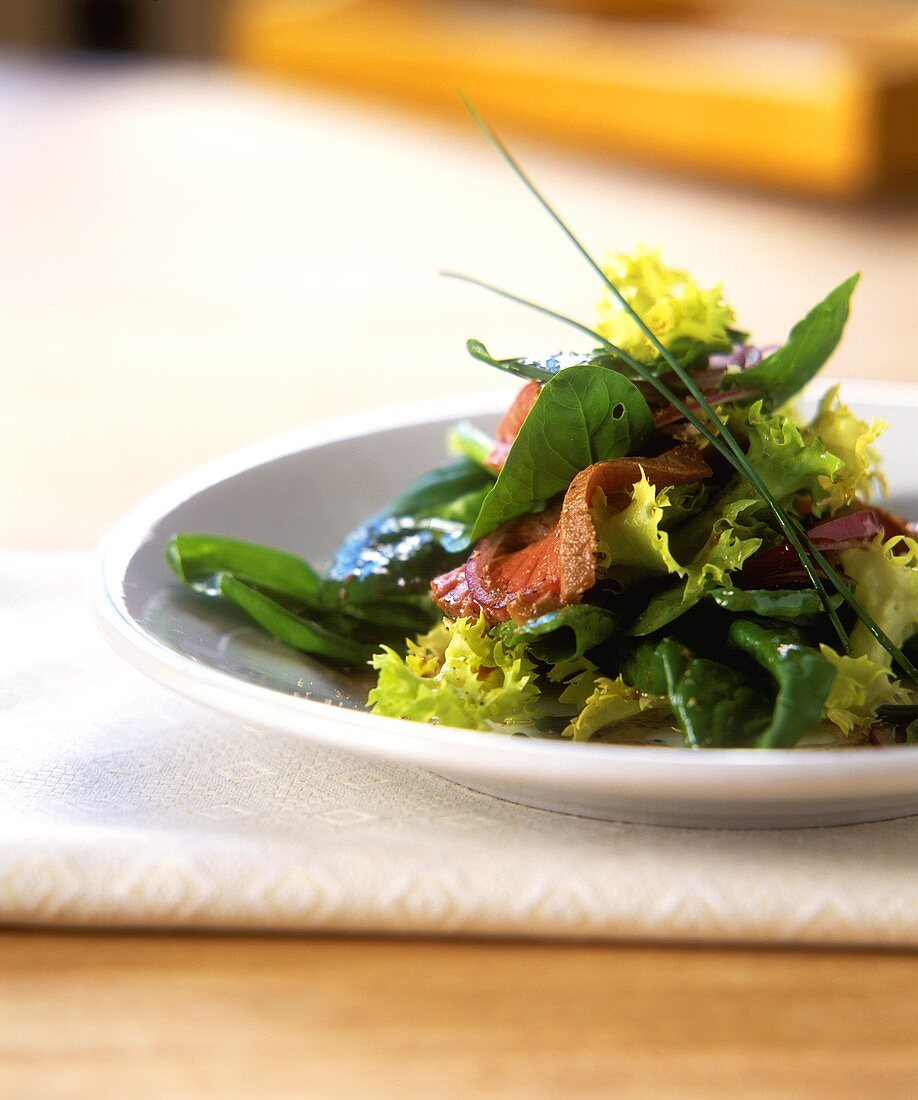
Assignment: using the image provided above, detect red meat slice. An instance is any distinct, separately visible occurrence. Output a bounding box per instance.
[483,381,541,473]
[432,445,712,625]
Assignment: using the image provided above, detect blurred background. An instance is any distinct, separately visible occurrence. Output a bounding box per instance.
[1,1,916,545]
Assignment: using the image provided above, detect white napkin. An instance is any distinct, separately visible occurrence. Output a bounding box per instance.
[2,550,917,944]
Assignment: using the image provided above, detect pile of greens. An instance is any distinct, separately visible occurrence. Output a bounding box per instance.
[167,114,917,750]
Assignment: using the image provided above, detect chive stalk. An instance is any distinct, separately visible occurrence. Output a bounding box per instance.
[455,101,918,682]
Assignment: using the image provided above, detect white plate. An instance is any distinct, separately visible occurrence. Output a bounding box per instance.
[93,381,918,829]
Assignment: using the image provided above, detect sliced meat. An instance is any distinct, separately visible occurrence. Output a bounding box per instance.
[432,444,712,625]
[484,381,541,473]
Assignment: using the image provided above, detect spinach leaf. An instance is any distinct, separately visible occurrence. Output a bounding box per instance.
[728,618,836,748]
[711,587,842,622]
[738,274,859,406]
[326,513,478,599]
[621,637,770,746]
[658,637,771,748]
[627,579,706,637]
[167,534,327,606]
[467,339,629,383]
[218,573,377,665]
[470,364,652,540]
[327,458,493,598]
[619,638,673,697]
[377,457,494,520]
[495,605,620,663]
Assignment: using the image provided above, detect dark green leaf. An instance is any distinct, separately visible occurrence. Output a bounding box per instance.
[326,459,493,599]
[467,338,629,383]
[218,573,376,665]
[495,605,620,663]
[325,511,482,599]
[738,274,860,406]
[619,638,673,697]
[626,579,706,637]
[470,364,652,540]
[711,587,842,622]
[620,637,771,747]
[728,618,836,748]
[876,704,918,725]
[377,457,494,520]
[167,534,326,605]
[658,637,771,748]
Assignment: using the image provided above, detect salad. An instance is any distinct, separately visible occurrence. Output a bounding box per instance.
[167,116,918,750]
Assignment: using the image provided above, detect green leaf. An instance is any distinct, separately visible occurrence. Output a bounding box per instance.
[377,456,494,520]
[218,573,376,665]
[728,618,836,748]
[326,511,482,600]
[711,587,841,622]
[627,581,836,640]
[821,648,915,738]
[673,493,763,594]
[368,615,539,730]
[447,420,497,467]
[562,673,663,742]
[655,637,771,748]
[470,364,652,540]
[167,534,326,605]
[804,385,886,513]
[595,247,736,366]
[840,535,918,672]
[327,458,494,598]
[738,274,860,406]
[627,579,708,637]
[495,605,620,663]
[593,474,682,586]
[741,403,844,511]
[466,338,629,383]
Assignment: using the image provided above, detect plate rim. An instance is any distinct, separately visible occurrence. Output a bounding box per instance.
[91,378,918,784]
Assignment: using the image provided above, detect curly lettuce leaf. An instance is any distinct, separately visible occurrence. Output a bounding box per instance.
[592,474,683,585]
[680,496,764,594]
[742,401,844,512]
[627,492,764,635]
[561,673,663,742]
[368,615,539,731]
[805,385,886,513]
[597,476,762,631]
[840,535,918,671]
[596,247,735,364]
[818,646,915,738]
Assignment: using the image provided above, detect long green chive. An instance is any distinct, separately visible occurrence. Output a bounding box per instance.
[458,97,852,650]
[458,101,918,681]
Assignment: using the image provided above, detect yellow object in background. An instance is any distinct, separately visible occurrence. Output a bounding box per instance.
[225,0,918,198]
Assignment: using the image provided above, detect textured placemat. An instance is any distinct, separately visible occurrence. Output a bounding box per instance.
[2,550,916,945]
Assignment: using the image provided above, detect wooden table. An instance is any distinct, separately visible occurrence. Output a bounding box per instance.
[3,933,917,1098]
[2,60,916,1098]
